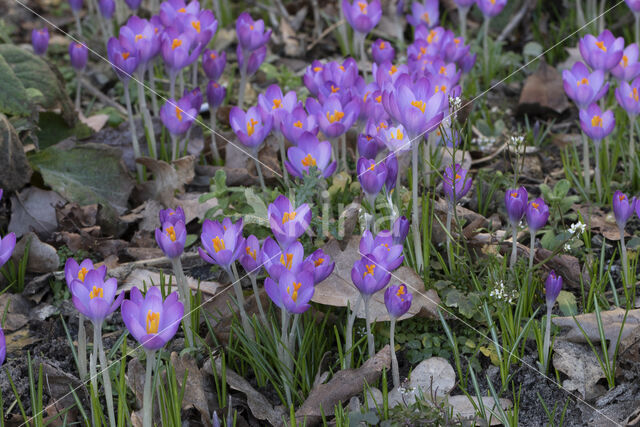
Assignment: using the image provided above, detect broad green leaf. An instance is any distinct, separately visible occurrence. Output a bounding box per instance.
[557,290,578,316]
[35,112,93,150]
[243,187,268,226]
[553,179,571,198]
[0,114,32,191]
[0,52,31,117]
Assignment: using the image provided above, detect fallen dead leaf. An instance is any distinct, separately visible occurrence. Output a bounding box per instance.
[552,340,606,400]
[135,156,196,207]
[79,113,109,132]
[170,352,212,427]
[12,232,60,273]
[518,60,569,115]
[553,308,640,348]
[575,204,623,241]
[8,187,66,238]
[120,268,220,296]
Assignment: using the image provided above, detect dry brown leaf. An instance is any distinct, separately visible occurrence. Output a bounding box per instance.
[553,308,640,345]
[120,268,220,296]
[79,113,109,132]
[575,204,623,241]
[518,60,569,115]
[170,352,212,427]
[9,187,66,238]
[136,156,196,206]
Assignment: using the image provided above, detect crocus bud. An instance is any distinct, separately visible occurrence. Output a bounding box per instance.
[526,198,550,233]
[505,187,528,225]
[99,0,115,19]
[357,157,388,204]
[613,190,636,229]
[476,0,507,17]
[384,284,412,318]
[545,270,563,306]
[0,232,16,269]
[442,163,472,203]
[69,0,83,12]
[372,39,395,64]
[69,42,88,71]
[392,216,410,245]
[203,49,226,81]
[206,80,226,109]
[32,28,49,55]
[159,206,186,225]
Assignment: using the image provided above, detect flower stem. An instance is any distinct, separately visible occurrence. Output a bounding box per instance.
[510,222,518,270]
[124,83,144,180]
[582,132,591,197]
[636,13,640,47]
[73,11,82,36]
[542,304,552,373]
[344,294,363,369]
[171,257,194,348]
[446,200,453,272]
[238,51,248,109]
[78,313,87,380]
[364,295,375,358]
[148,66,159,116]
[459,6,468,41]
[280,309,292,407]
[229,264,255,340]
[253,156,267,193]
[341,133,348,172]
[169,74,176,101]
[277,133,290,185]
[411,140,424,272]
[137,72,158,160]
[620,225,629,288]
[594,140,602,202]
[210,109,221,163]
[96,325,116,427]
[528,229,536,281]
[358,34,367,80]
[249,274,267,326]
[142,350,156,427]
[629,116,636,182]
[170,133,179,162]
[75,70,82,112]
[390,317,400,388]
[483,18,491,81]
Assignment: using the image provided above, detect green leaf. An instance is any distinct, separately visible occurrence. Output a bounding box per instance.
[553,179,571,198]
[556,290,578,316]
[185,234,197,248]
[523,41,543,58]
[0,51,31,117]
[243,188,268,227]
[0,114,32,191]
[29,142,134,214]
[444,288,480,318]
[35,112,93,150]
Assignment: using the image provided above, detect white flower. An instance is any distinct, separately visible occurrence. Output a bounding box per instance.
[568,221,586,235]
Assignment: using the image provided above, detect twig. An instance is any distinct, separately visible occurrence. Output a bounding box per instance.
[497,1,530,42]
[307,19,345,52]
[79,77,127,116]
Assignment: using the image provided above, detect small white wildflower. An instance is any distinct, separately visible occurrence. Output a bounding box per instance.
[568,221,586,235]
[564,242,572,251]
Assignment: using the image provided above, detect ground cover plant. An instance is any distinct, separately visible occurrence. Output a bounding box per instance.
[2,0,640,425]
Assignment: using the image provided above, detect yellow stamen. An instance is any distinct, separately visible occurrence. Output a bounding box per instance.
[379,41,386,49]
[273,99,282,109]
[577,77,589,86]
[510,192,519,198]
[455,173,461,180]
[175,107,183,121]
[363,264,376,278]
[246,118,258,136]
[622,55,629,67]
[439,66,447,75]
[591,115,603,127]
[427,30,437,44]
[212,236,225,252]
[620,194,627,201]
[135,34,144,42]
[326,110,345,123]
[314,258,324,267]
[389,65,398,75]
[331,85,340,93]
[245,246,257,260]
[313,66,322,72]
[192,20,201,33]
[166,226,176,242]
[282,211,297,224]
[171,38,182,50]
[632,87,639,102]
[146,310,160,334]
[78,267,89,281]
[301,154,317,167]
[122,52,130,60]
[177,7,186,12]
[375,95,382,103]
[280,253,294,270]
[595,41,607,52]
[286,281,302,302]
[89,286,103,299]
[411,100,426,113]
[454,38,460,44]
[294,120,303,128]
[358,1,367,13]
[422,12,430,23]
[396,285,406,297]
[210,52,216,59]
[532,202,539,209]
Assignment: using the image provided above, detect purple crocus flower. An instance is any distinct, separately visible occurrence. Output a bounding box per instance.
[372,39,395,64]
[98,0,115,19]
[611,44,640,81]
[69,0,83,11]
[562,61,608,109]
[304,249,335,284]
[238,235,262,276]
[184,10,218,46]
[0,328,5,366]
[454,0,476,7]
[392,216,410,245]
[206,80,226,109]
[0,232,16,270]
[626,0,640,13]
[107,37,139,82]
[31,28,49,55]
[359,229,404,271]
[613,190,636,228]
[285,132,337,178]
[385,153,398,192]
[476,0,507,17]
[442,34,472,65]
[155,221,187,259]
[357,157,388,205]
[351,254,391,295]
[545,271,563,306]
[228,105,272,151]
[268,195,312,250]
[69,42,88,71]
[258,84,301,129]
[505,187,528,225]
[159,206,186,225]
[342,0,382,34]
[199,218,244,273]
[615,77,640,116]
[281,106,318,144]
[406,0,439,28]
[579,103,615,141]
[306,95,359,139]
[579,30,625,72]
[384,284,412,318]
[70,269,124,324]
[120,16,161,68]
[121,286,184,350]
[237,44,267,76]
[162,29,200,76]
[264,269,315,314]
[303,60,325,96]
[183,87,203,113]
[261,238,310,281]
[382,124,411,154]
[160,97,197,135]
[442,163,472,203]
[124,0,142,9]
[236,12,271,51]
[64,258,107,290]
[202,49,226,81]
[526,198,550,232]
[358,134,380,159]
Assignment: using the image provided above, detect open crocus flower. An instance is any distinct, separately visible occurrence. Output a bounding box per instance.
[304,249,335,284]
[505,186,528,225]
[32,28,49,55]
[261,238,310,281]
[360,229,404,271]
[384,284,412,318]
[69,42,88,70]
[303,60,326,96]
[562,61,608,109]
[0,232,16,270]
[579,30,625,72]
[159,0,200,27]
[184,10,218,46]
[442,163,472,203]
[615,77,640,116]
[107,37,139,83]
[155,221,187,259]
[392,216,410,245]
[374,61,409,86]
[526,198,550,233]
[206,80,226,109]
[343,0,382,34]
[70,269,124,324]
[64,258,107,290]
[406,0,439,28]
[238,234,262,276]
[579,103,615,141]
[229,105,273,151]
[236,12,272,51]
[476,0,507,17]
[160,97,197,135]
[122,286,184,350]
[159,206,186,225]
[202,49,226,81]
[199,218,244,273]
[281,106,318,144]
[382,124,411,154]
[119,16,161,68]
[545,271,563,307]
[162,29,200,77]
[306,95,359,139]
[357,157,388,205]
[258,84,301,129]
[265,268,315,314]
[612,43,640,81]
[351,254,391,295]
[268,195,312,250]
[285,132,337,178]
[613,191,636,228]
[372,39,395,64]
[441,33,471,64]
